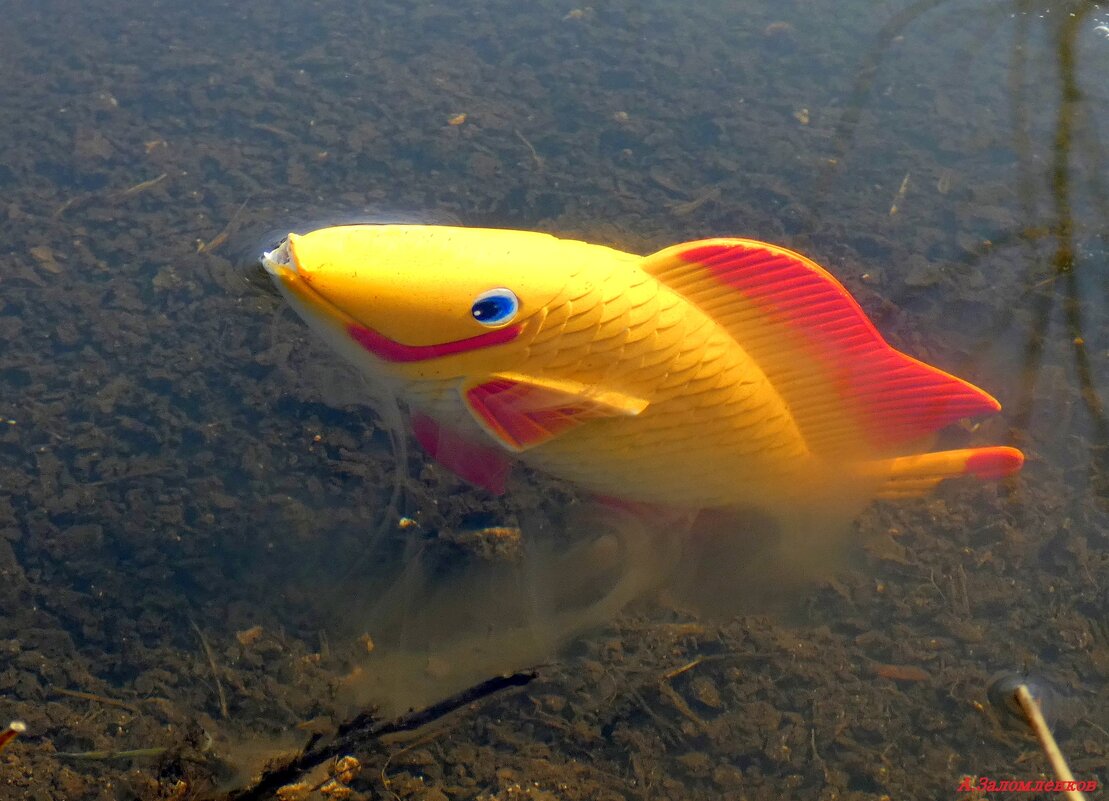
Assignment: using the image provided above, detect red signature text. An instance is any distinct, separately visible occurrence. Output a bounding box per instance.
[957,776,1099,793]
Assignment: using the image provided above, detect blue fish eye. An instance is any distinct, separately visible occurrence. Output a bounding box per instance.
[471,288,519,326]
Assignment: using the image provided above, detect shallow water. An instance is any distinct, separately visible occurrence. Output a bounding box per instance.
[0,0,1106,798]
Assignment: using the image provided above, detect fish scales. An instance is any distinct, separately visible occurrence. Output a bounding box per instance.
[518,279,813,505]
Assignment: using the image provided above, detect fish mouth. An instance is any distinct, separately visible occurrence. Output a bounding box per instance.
[259,234,349,326]
[260,237,293,275]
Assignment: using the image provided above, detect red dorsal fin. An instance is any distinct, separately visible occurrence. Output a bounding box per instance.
[642,239,1002,456]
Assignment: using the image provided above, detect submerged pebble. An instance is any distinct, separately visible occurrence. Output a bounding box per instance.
[689,675,724,709]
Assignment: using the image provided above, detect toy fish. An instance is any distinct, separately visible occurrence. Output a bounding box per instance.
[262,225,1022,510]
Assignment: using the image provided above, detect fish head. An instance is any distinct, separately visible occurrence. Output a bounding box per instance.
[261,224,594,382]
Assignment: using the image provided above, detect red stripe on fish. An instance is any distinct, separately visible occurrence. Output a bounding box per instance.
[348,322,522,363]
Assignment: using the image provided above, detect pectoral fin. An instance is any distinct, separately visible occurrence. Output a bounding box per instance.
[463,372,648,451]
[410,412,513,495]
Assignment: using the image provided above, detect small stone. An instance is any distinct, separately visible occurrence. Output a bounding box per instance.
[903,256,942,287]
[276,782,311,801]
[235,626,264,647]
[30,245,63,275]
[539,694,566,713]
[712,763,744,790]
[677,751,712,775]
[763,21,795,38]
[690,675,724,709]
[873,663,931,682]
[319,779,352,799]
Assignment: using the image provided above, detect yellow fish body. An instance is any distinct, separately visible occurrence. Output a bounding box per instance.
[262,225,1022,509]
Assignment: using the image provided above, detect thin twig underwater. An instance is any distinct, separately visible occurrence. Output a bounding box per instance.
[204,670,537,801]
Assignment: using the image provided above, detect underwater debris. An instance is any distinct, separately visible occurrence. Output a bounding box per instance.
[888,171,911,215]
[439,525,523,561]
[236,625,265,647]
[0,721,26,755]
[987,669,1056,729]
[274,782,311,801]
[211,670,535,801]
[872,662,930,682]
[57,746,168,761]
[316,779,352,799]
[51,686,141,713]
[987,671,1087,801]
[120,172,167,197]
[562,8,593,22]
[331,755,361,785]
[191,618,230,719]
